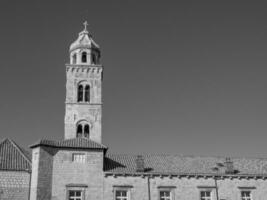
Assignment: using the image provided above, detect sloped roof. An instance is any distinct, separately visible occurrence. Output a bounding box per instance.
[30,137,107,150]
[70,29,100,52]
[0,138,31,171]
[104,154,267,176]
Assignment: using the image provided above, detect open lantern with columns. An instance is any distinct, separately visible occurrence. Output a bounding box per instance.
[69,21,101,65]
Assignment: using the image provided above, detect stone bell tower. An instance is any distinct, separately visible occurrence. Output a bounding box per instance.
[64,22,103,143]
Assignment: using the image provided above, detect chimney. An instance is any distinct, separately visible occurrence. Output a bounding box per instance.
[224,157,235,174]
[136,155,145,172]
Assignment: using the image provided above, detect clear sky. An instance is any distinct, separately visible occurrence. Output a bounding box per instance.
[0,0,267,157]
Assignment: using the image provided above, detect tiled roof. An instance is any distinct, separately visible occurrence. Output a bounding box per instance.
[104,154,267,176]
[0,138,31,171]
[30,137,107,150]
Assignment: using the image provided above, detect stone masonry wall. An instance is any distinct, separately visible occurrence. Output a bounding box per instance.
[64,65,103,142]
[104,175,267,200]
[51,149,104,200]
[0,171,30,200]
[30,146,54,200]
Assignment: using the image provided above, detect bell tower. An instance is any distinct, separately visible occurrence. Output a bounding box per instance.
[64,22,103,143]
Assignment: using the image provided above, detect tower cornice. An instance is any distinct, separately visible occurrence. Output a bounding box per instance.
[66,65,103,77]
[66,64,103,68]
[65,102,103,105]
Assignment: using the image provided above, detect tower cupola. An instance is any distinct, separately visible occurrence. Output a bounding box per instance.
[69,21,100,65]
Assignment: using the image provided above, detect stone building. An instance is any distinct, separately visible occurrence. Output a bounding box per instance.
[0,138,31,200]
[1,22,267,200]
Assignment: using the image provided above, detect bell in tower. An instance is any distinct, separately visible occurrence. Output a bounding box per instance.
[64,21,103,143]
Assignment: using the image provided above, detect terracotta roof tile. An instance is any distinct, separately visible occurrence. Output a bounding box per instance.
[104,154,267,175]
[30,137,107,150]
[0,138,31,171]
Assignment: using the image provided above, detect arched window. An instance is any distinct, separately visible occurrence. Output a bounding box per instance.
[77,85,84,102]
[72,54,77,64]
[77,124,83,138]
[92,54,96,64]
[82,52,87,63]
[77,82,90,103]
[76,122,90,138]
[84,124,90,138]
[84,85,90,102]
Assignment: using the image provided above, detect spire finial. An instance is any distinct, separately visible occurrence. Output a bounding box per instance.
[83,21,88,31]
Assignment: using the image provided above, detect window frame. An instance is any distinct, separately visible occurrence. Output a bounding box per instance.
[157,186,175,200]
[77,85,84,102]
[72,53,77,64]
[84,85,90,102]
[113,186,132,200]
[91,54,96,64]
[240,190,252,200]
[77,82,90,103]
[66,184,87,200]
[68,190,82,200]
[84,124,90,138]
[72,153,86,163]
[81,52,87,63]
[76,121,90,138]
[159,190,172,200]
[115,190,129,200]
[76,124,83,138]
[238,186,255,200]
[199,190,212,200]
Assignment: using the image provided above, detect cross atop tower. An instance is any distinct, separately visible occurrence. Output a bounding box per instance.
[83,21,88,31]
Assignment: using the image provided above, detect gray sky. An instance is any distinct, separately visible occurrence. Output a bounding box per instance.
[1,0,267,157]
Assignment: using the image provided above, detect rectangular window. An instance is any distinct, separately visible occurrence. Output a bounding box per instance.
[68,190,82,200]
[115,190,128,200]
[241,191,252,200]
[159,191,171,200]
[72,153,86,163]
[200,191,212,200]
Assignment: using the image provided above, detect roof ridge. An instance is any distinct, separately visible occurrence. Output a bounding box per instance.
[61,137,108,148]
[8,139,32,165]
[0,138,9,146]
[30,137,107,150]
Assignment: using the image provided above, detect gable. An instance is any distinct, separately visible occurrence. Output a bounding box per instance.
[0,138,31,171]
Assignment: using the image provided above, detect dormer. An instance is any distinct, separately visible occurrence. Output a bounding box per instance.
[69,21,100,65]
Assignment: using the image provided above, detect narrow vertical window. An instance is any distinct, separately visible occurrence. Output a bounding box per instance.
[76,124,83,138]
[72,54,77,64]
[84,124,89,138]
[78,85,84,102]
[82,52,87,63]
[92,54,96,64]
[84,85,90,102]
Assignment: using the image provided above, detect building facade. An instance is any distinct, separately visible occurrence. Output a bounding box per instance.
[0,138,31,200]
[1,22,267,200]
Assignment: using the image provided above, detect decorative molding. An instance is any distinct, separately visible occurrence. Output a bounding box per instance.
[113,185,133,188]
[66,184,88,188]
[157,186,177,189]
[104,172,267,180]
[197,186,217,189]
[66,65,103,76]
[238,186,256,190]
